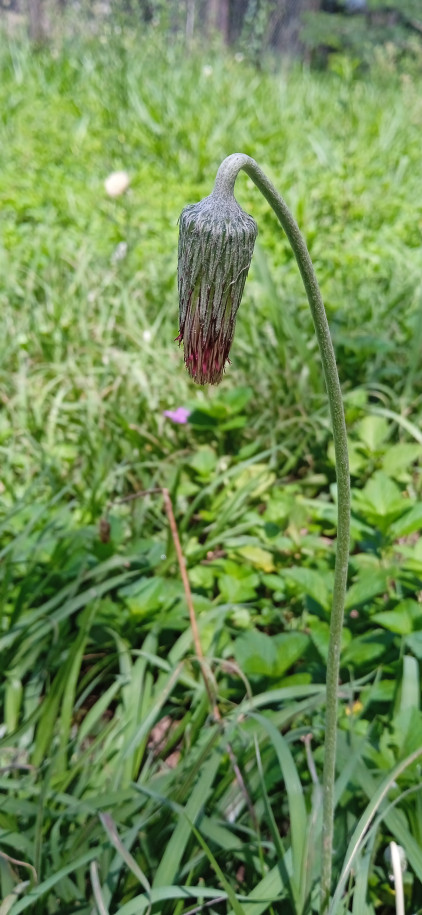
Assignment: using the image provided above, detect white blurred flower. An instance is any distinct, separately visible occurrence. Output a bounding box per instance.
[105,170,130,198]
[385,843,407,879]
[202,65,213,77]
[111,241,128,263]
[143,329,152,342]
[234,52,244,63]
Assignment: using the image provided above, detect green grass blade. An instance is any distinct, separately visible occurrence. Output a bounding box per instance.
[226,863,284,915]
[116,885,231,915]
[89,860,110,915]
[152,749,222,889]
[99,813,151,894]
[351,834,376,915]
[330,746,422,913]
[248,712,307,909]
[7,850,99,913]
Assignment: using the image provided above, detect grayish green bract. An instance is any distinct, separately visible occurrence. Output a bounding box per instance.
[177,190,257,384]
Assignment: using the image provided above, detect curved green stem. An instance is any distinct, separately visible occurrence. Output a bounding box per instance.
[214,154,350,912]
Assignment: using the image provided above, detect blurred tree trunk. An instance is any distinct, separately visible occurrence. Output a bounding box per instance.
[207,0,230,41]
[28,0,45,42]
[186,0,196,44]
[271,0,320,54]
[203,0,321,52]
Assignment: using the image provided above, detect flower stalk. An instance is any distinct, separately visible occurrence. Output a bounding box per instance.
[177,154,350,912]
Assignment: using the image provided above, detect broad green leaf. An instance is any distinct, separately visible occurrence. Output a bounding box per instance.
[220,415,247,431]
[234,630,277,677]
[273,632,309,678]
[353,472,407,529]
[218,572,259,603]
[341,630,394,668]
[382,442,422,478]
[234,630,308,679]
[373,600,422,635]
[188,409,219,428]
[406,632,422,659]
[357,415,390,452]
[390,502,422,539]
[368,407,422,446]
[189,446,218,478]
[222,386,253,412]
[119,576,168,615]
[236,545,275,572]
[372,609,412,635]
[345,569,389,610]
[308,617,350,663]
[283,566,332,612]
[187,563,215,590]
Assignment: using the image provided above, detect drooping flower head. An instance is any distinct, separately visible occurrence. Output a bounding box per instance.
[177,187,257,385]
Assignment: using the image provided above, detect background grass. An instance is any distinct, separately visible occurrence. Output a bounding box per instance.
[1,22,422,914]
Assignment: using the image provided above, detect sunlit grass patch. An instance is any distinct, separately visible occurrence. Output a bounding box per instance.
[1,26,422,914]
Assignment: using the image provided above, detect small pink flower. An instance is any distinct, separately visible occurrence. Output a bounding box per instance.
[163,407,191,424]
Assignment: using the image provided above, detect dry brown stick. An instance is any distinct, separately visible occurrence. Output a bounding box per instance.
[0,848,38,884]
[109,486,258,828]
[109,486,218,710]
[161,488,218,715]
[161,488,258,831]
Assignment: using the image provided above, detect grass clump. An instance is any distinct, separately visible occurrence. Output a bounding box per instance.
[1,24,422,914]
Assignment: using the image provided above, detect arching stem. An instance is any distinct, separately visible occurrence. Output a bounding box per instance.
[214,154,350,912]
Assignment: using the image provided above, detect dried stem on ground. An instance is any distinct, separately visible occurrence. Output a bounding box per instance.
[108,487,258,827]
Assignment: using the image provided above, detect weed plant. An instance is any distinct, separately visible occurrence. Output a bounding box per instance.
[1,22,422,915]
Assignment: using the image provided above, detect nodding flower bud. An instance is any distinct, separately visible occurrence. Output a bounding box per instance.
[177,189,257,385]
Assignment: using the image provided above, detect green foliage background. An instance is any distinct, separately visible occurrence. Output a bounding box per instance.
[1,21,422,914]
[302,1,422,70]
